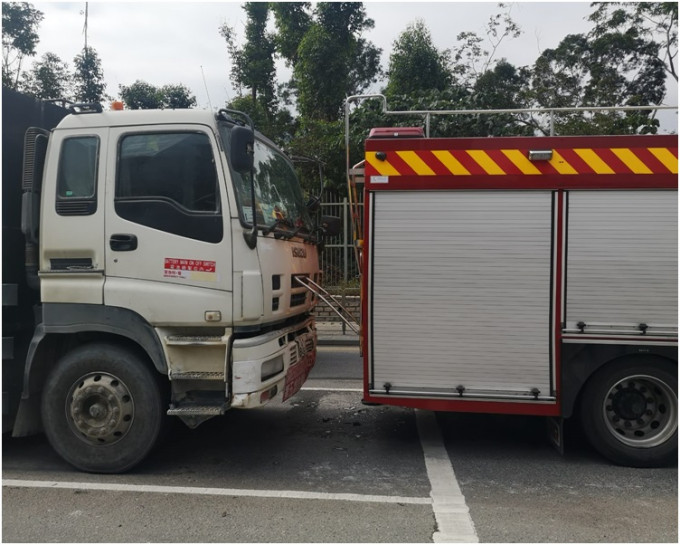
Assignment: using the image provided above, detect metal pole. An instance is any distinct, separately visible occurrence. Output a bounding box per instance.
[343,197,349,284]
[342,197,349,335]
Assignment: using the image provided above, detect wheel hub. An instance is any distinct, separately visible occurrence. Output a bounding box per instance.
[604,375,677,448]
[67,373,134,445]
[611,388,647,421]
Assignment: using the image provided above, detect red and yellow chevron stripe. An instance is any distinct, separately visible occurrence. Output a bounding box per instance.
[365,146,678,177]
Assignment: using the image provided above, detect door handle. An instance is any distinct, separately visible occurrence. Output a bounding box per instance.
[110,233,138,251]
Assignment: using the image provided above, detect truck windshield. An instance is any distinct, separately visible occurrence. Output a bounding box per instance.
[219,123,313,237]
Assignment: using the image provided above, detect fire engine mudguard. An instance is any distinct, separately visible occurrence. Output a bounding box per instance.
[579,357,677,468]
[41,342,167,473]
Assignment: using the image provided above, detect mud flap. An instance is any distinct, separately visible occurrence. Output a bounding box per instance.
[546,416,565,455]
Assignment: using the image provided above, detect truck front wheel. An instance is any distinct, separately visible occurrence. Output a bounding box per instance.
[41,343,166,473]
[580,359,677,467]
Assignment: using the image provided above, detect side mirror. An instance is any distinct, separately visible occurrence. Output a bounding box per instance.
[230,125,254,173]
[320,215,342,237]
[306,195,321,214]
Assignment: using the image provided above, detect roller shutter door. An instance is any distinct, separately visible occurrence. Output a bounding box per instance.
[368,191,554,399]
[565,190,678,335]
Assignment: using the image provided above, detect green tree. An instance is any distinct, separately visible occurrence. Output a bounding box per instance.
[119,80,162,109]
[525,2,674,135]
[452,3,522,89]
[73,46,107,103]
[290,2,381,121]
[220,2,277,115]
[162,83,197,109]
[20,51,70,99]
[467,61,534,136]
[285,117,344,194]
[271,2,312,67]
[119,80,195,110]
[589,2,677,82]
[2,2,43,89]
[225,94,295,148]
[384,19,451,97]
[529,28,666,135]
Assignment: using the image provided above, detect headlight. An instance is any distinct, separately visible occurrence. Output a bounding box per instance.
[261,355,284,381]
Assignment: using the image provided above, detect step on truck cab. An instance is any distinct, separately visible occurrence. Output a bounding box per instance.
[353,112,678,467]
[3,88,326,473]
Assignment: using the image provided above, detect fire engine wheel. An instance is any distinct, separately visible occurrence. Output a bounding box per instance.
[41,343,166,473]
[580,359,677,468]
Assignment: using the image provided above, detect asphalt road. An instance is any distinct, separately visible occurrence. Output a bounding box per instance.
[3,346,677,543]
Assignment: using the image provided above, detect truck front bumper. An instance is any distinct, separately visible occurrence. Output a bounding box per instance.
[230,317,316,409]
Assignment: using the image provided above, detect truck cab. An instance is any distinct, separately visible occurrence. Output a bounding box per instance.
[6,96,322,473]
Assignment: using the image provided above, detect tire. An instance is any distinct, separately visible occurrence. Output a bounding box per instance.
[41,343,166,473]
[580,358,677,468]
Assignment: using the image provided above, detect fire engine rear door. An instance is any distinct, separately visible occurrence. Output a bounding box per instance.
[368,190,555,402]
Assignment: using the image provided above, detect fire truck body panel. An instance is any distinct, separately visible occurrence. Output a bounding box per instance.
[361,134,678,460]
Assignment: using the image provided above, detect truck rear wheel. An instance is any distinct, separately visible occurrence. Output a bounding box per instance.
[41,343,166,473]
[580,359,677,467]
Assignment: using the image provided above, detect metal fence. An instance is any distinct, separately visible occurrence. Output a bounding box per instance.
[319,192,362,287]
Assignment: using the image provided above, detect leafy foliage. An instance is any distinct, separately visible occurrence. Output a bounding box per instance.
[20,51,70,99]
[220,2,277,116]
[73,46,107,103]
[384,19,451,97]
[4,1,676,192]
[289,2,381,121]
[528,11,668,135]
[2,2,43,89]
[119,80,196,110]
[225,94,295,149]
[452,3,522,89]
[270,2,311,68]
[589,2,677,82]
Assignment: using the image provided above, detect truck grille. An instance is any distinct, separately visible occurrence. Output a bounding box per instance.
[290,293,307,307]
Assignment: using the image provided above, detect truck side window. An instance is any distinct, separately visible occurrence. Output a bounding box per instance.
[56,136,99,215]
[115,131,223,243]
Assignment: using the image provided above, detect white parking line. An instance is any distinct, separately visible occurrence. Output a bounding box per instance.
[2,479,431,506]
[416,410,478,543]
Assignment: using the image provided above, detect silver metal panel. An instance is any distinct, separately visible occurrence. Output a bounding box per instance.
[565,191,678,334]
[369,191,553,396]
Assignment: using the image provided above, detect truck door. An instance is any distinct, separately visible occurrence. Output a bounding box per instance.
[39,127,108,305]
[104,125,232,326]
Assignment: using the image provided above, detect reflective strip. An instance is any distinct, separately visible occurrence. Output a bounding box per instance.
[649,147,679,174]
[365,154,400,176]
[397,150,435,175]
[466,150,505,175]
[574,148,615,174]
[432,150,471,175]
[365,147,677,177]
[502,149,542,175]
[612,148,653,174]
[549,150,579,174]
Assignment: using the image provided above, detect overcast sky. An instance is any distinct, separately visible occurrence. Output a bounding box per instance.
[29,2,678,131]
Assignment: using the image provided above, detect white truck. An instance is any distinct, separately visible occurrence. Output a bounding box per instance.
[3,88,331,473]
[348,104,678,467]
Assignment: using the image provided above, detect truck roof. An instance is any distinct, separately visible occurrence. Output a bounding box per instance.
[55,108,219,130]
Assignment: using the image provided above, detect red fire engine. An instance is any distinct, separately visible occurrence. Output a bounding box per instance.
[342,107,677,468]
